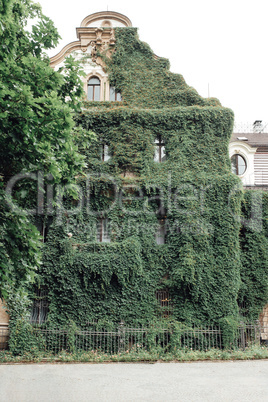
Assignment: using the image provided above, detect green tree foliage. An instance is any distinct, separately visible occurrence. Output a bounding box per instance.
[0,0,87,299]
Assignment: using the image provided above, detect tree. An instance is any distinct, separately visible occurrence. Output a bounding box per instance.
[0,0,88,299]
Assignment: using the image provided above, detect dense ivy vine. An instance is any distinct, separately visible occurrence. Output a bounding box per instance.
[38,27,267,328]
[238,191,268,320]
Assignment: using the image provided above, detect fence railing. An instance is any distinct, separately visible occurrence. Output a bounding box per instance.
[1,322,267,353]
[28,322,268,354]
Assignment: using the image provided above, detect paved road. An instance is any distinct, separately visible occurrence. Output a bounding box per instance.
[0,360,267,401]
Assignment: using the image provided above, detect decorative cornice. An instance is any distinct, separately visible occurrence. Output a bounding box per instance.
[80,11,132,28]
[50,41,81,68]
[229,141,257,155]
[50,11,131,69]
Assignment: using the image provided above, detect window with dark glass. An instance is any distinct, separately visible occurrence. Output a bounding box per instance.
[231,154,247,175]
[110,86,122,101]
[97,218,111,242]
[87,77,100,101]
[154,136,166,162]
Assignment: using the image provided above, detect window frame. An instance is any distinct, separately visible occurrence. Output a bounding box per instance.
[109,86,122,101]
[156,217,166,245]
[231,154,247,176]
[97,218,111,243]
[154,136,166,163]
[100,143,110,162]
[30,287,49,325]
[156,289,172,317]
[87,76,101,101]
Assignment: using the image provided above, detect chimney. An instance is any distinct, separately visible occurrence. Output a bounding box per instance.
[253,120,262,133]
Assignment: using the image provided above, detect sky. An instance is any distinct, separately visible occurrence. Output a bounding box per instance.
[37,0,268,125]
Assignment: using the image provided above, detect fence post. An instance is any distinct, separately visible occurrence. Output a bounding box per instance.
[240,322,246,350]
[255,320,261,345]
[118,321,125,353]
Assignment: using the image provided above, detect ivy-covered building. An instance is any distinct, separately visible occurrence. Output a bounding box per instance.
[32,11,267,330]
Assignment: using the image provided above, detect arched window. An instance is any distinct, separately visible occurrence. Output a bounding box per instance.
[231,154,247,176]
[87,77,100,101]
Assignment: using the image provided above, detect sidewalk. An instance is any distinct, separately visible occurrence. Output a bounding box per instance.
[0,360,267,401]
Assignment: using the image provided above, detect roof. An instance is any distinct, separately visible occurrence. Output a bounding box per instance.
[230,132,268,147]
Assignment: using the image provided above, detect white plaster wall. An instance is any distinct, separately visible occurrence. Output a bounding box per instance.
[0,299,9,324]
[54,48,107,78]
[53,48,108,101]
[86,20,126,28]
[254,153,268,185]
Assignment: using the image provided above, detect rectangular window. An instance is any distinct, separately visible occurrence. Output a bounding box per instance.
[88,77,101,101]
[156,290,172,317]
[154,137,166,162]
[110,86,122,101]
[94,85,100,101]
[156,218,166,245]
[100,144,110,161]
[87,85,94,101]
[30,288,49,324]
[88,85,101,101]
[97,218,111,243]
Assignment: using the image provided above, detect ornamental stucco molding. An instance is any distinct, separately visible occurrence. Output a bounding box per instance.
[80,11,132,28]
[229,141,257,185]
[50,30,115,69]
[50,11,131,69]
[229,141,257,156]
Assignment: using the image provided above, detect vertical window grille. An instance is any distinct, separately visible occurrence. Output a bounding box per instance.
[156,290,172,317]
[154,136,166,162]
[30,288,49,324]
[87,77,101,101]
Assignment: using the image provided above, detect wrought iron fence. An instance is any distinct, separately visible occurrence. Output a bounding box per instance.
[27,322,268,355]
[1,322,267,353]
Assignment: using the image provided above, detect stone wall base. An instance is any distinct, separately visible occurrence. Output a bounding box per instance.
[0,300,9,350]
[259,304,268,340]
[0,299,9,325]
